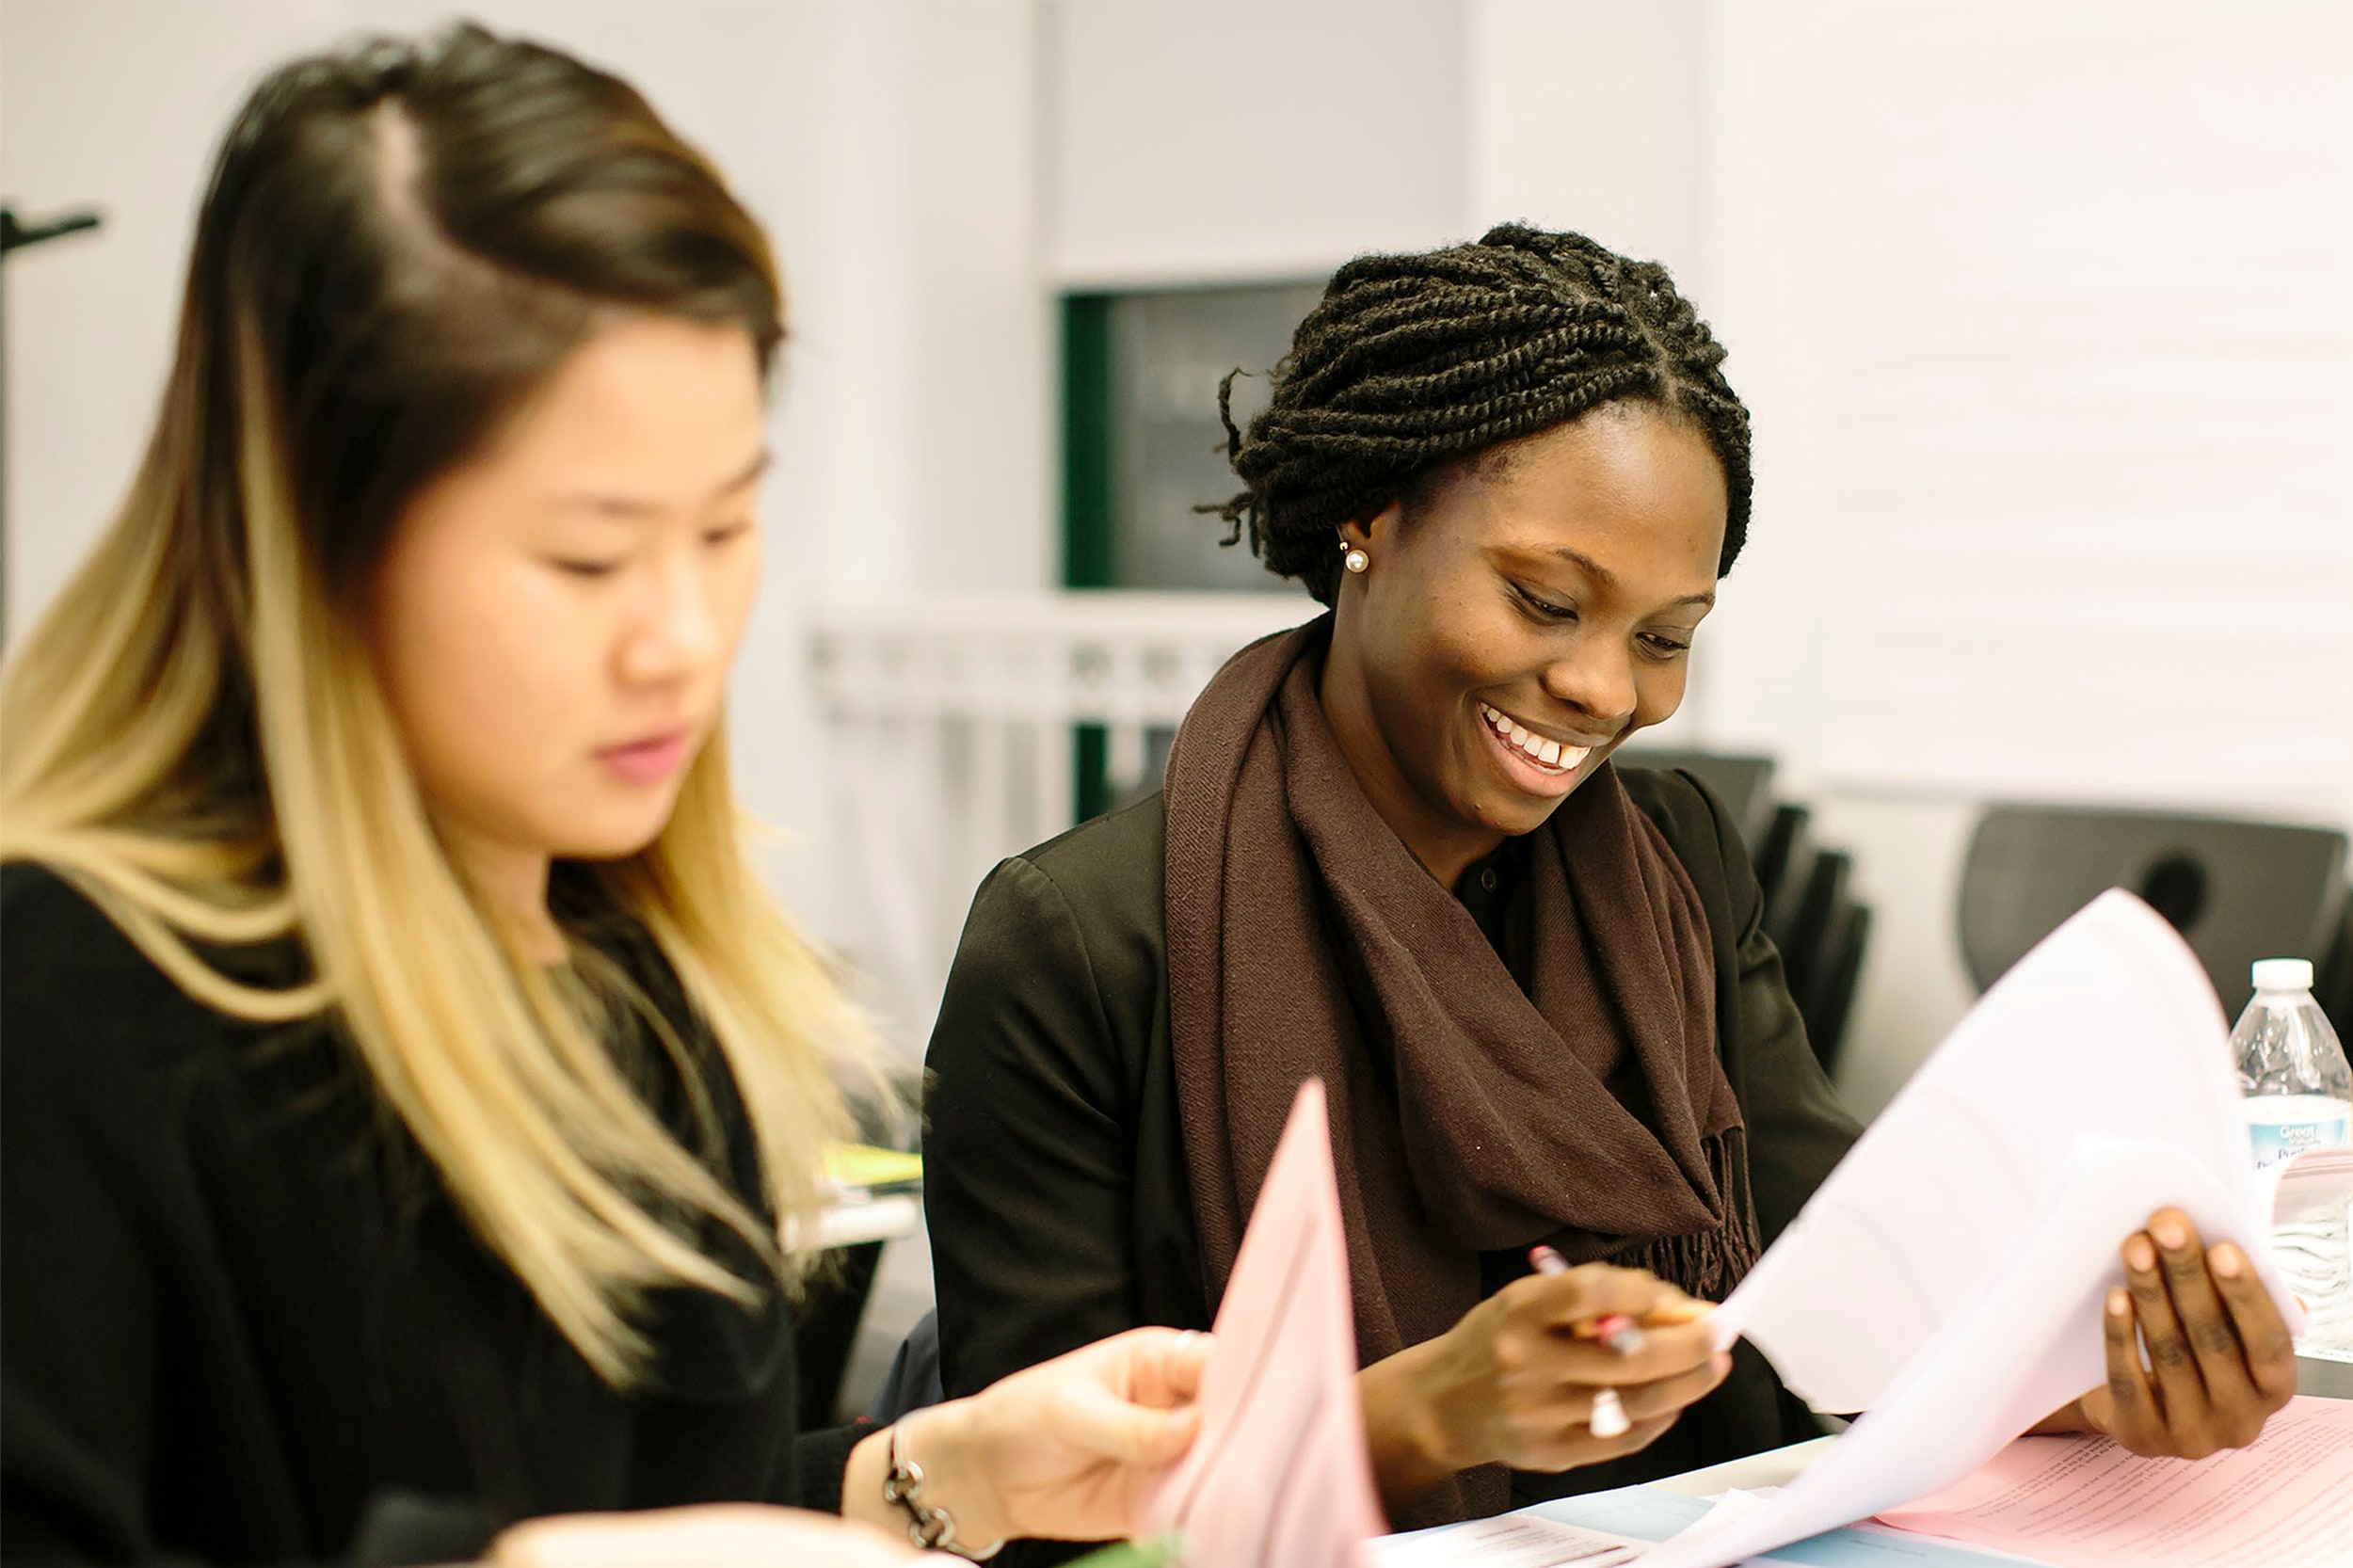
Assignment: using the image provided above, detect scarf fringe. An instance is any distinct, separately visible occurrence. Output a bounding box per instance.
[1618,1128,1762,1304]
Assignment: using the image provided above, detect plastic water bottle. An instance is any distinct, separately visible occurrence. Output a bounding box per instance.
[2231,957,2352,1355]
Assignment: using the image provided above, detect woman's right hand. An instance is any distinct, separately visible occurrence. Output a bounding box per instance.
[1355,1263,1730,1515]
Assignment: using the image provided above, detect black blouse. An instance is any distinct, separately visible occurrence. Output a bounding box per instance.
[0,864,860,1565]
[922,767,1864,1544]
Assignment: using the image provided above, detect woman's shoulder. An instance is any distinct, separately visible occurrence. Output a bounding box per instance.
[985,790,1168,941]
[938,792,1170,1053]
[5,859,168,985]
[1,861,247,1079]
[1612,764,1742,892]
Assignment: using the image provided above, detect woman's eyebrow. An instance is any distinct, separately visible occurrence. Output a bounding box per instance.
[549,449,772,518]
[1549,545,1717,610]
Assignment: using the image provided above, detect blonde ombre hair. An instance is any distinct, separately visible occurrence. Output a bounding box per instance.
[0,25,885,1385]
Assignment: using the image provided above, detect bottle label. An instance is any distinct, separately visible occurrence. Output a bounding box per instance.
[2246,1104,2353,1169]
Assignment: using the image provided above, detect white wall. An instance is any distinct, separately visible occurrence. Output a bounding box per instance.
[1691,0,2353,1110]
[2,0,343,641]
[1047,0,1465,287]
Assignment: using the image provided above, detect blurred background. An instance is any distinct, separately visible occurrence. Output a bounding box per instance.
[7,6,2351,1394]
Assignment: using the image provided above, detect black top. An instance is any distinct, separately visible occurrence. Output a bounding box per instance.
[1,864,861,1566]
[923,767,1863,1536]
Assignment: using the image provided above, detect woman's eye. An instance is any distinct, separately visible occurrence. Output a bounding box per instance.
[1514,585,1577,622]
[547,557,621,580]
[703,520,753,548]
[1642,632,1693,656]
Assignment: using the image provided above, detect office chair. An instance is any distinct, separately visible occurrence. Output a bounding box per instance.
[1956,805,2350,1012]
[1800,902,1871,1078]
[1758,805,1816,962]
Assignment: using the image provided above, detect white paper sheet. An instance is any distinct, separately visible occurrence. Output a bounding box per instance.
[1631,890,2309,1568]
[1710,889,2303,1406]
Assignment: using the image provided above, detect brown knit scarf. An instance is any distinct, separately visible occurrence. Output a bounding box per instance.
[1163,616,1759,1525]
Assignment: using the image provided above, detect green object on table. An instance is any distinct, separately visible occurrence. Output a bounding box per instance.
[822,1142,923,1193]
[1064,1532,1184,1568]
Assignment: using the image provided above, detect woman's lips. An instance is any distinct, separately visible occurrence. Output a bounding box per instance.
[596,727,695,785]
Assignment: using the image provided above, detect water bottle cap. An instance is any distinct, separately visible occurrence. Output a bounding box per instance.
[2250,957,2313,992]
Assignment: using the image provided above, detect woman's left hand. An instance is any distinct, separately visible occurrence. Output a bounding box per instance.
[905,1326,1212,1549]
[2040,1208,2299,1459]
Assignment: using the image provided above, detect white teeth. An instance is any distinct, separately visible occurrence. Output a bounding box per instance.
[1482,703,1589,773]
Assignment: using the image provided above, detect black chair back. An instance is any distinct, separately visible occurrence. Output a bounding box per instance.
[1618,748,1778,849]
[1957,805,2350,1011]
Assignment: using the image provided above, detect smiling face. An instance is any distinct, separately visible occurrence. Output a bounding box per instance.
[1320,402,1729,885]
[366,315,767,904]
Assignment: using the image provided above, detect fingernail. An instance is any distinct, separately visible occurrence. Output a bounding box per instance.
[2212,1243,2244,1278]
[2108,1288,2132,1317]
[2126,1238,2156,1272]
[2153,1216,2187,1251]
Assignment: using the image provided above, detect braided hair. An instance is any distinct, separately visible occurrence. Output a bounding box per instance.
[1210,223,1753,605]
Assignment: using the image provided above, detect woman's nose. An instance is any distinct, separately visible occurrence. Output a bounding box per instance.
[1539,641,1637,731]
[617,555,720,685]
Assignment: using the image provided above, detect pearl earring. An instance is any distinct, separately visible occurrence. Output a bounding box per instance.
[1341,543,1370,574]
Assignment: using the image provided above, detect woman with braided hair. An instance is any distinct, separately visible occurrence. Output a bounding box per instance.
[922,224,2296,1545]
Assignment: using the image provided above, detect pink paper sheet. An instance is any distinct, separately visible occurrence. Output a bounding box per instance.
[1144,1079,1385,1568]
[1874,1397,2353,1568]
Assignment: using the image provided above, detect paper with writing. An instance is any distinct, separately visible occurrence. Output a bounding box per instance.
[1367,1514,1647,1568]
[1874,1396,2353,1568]
[1144,1079,1385,1568]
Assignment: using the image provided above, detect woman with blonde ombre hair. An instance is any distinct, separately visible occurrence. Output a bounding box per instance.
[2,25,1208,1568]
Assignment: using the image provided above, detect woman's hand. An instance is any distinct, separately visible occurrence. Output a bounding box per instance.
[2036,1208,2299,1459]
[888,1326,1212,1550]
[1356,1263,1730,1515]
[490,1503,952,1567]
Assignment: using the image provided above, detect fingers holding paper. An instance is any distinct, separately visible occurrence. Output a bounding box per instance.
[2073,1208,2298,1460]
[952,1326,1215,1544]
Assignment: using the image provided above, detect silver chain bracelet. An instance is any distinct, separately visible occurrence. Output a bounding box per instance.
[881,1419,998,1560]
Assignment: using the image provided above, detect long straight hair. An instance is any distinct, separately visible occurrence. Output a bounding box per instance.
[0,24,883,1384]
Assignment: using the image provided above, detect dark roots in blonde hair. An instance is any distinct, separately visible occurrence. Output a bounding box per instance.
[1208,223,1753,605]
